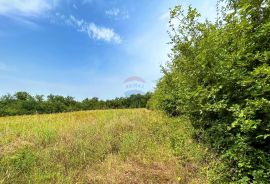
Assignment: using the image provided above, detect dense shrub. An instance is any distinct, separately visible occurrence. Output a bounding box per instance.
[149,0,270,182]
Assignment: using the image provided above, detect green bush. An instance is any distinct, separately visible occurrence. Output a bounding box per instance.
[150,0,270,182]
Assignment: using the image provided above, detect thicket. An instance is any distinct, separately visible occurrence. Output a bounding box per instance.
[149,0,270,182]
[0,91,152,116]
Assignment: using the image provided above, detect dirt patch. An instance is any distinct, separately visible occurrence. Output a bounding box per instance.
[87,155,178,184]
[0,138,34,157]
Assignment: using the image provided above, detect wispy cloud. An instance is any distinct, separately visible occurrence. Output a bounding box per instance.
[105,8,129,20]
[88,23,121,43]
[0,0,58,17]
[106,8,120,16]
[0,0,60,28]
[55,13,122,44]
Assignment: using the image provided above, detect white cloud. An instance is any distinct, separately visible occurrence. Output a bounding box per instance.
[55,13,122,44]
[87,23,121,43]
[105,8,120,16]
[105,8,129,20]
[0,0,58,17]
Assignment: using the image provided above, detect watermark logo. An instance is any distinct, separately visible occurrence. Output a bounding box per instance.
[123,76,146,97]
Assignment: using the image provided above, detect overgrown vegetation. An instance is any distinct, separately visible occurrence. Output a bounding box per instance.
[1,0,269,183]
[149,0,270,183]
[0,109,218,183]
[0,91,151,116]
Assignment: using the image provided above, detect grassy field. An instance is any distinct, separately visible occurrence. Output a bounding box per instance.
[0,109,219,184]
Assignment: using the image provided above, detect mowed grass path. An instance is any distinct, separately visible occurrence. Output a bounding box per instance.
[0,109,218,184]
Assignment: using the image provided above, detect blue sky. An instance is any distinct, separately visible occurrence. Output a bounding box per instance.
[0,0,217,100]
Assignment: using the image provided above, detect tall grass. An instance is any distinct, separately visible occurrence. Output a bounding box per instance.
[0,109,219,183]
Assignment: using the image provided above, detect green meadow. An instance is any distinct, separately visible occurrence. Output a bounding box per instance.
[0,109,219,183]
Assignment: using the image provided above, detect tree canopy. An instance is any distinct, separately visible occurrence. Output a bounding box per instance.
[0,92,152,117]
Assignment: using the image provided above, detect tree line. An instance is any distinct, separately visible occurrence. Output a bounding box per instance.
[0,91,152,116]
[149,0,270,183]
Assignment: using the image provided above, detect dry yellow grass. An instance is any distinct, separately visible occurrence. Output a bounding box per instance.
[0,109,218,184]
